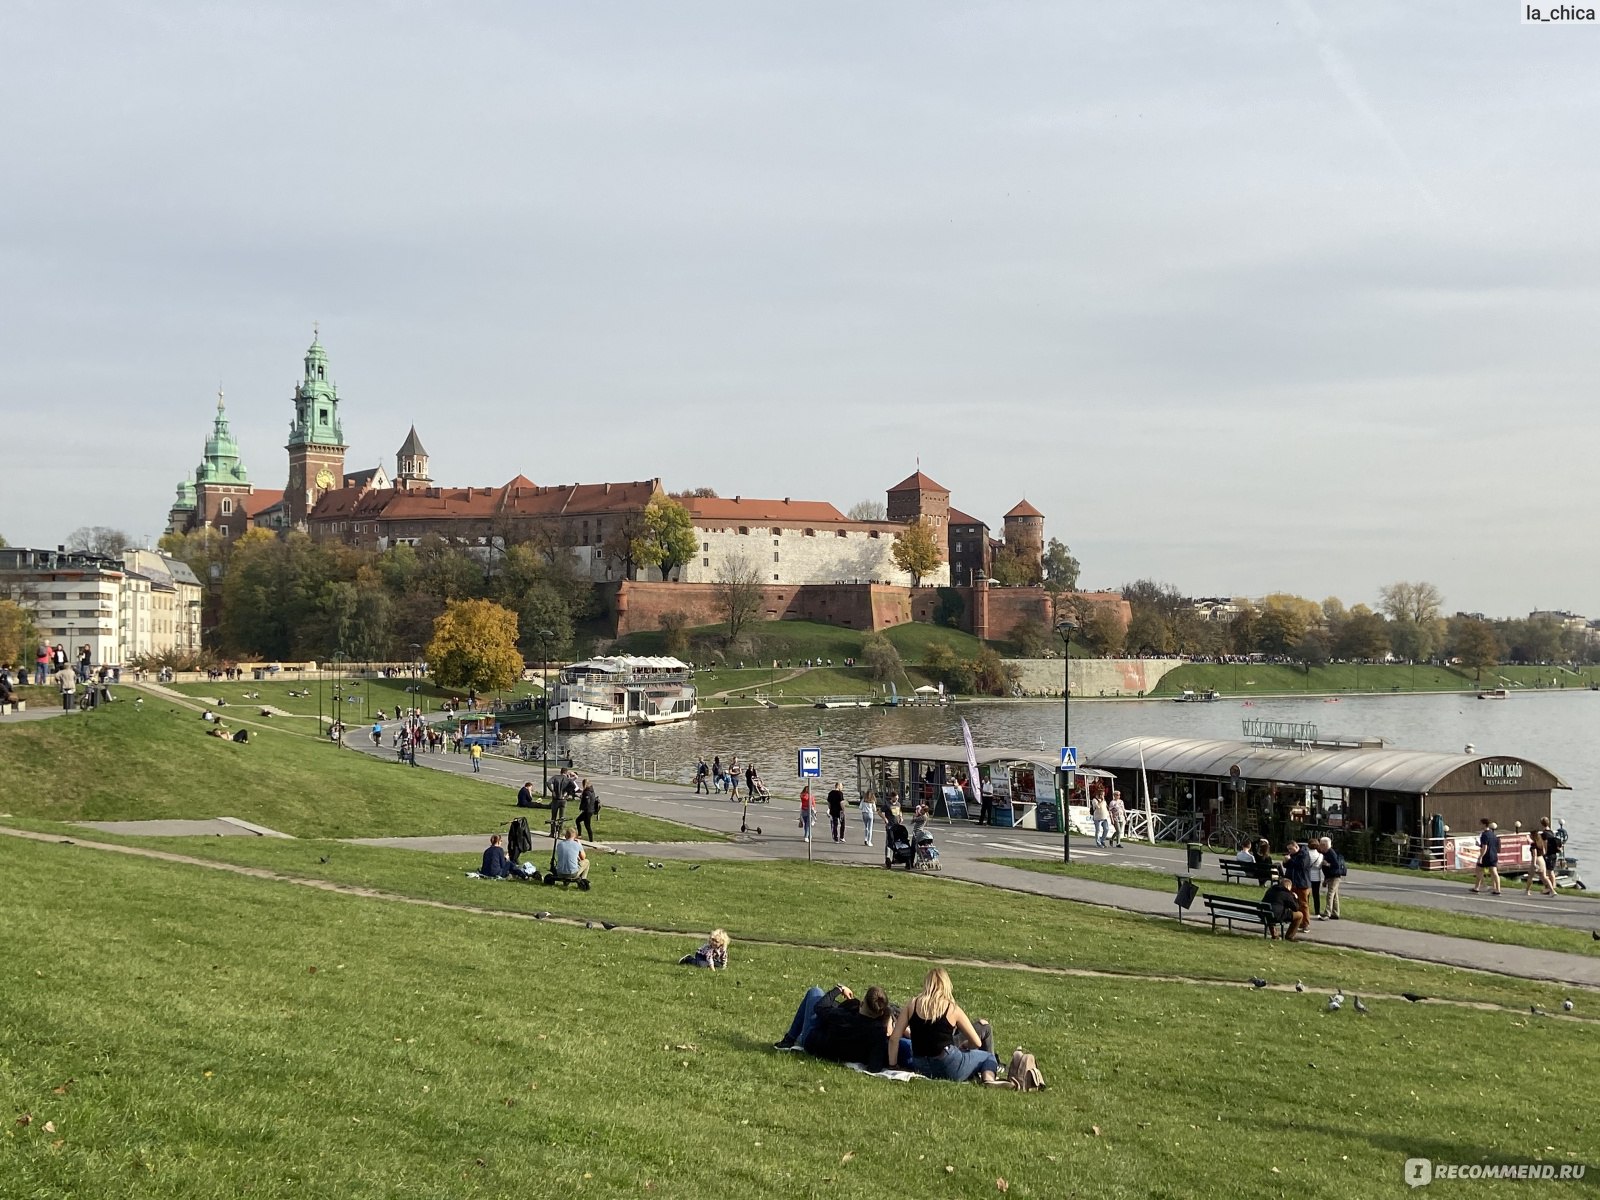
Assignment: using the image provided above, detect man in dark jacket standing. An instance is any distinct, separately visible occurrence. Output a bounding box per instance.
[1284,841,1313,933]
[826,782,847,842]
[1317,837,1345,920]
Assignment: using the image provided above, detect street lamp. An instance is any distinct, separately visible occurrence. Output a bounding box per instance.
[331,650,345,748]
[410,643,421,718]
[1056,617,1078,863]
[537,628,554,803]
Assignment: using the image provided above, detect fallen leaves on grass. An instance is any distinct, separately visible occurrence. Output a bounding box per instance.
[1091,1125,1101,1137]
[51,1080,75,1095]
[16,1113,32,1127]
[43,1121,56,1134]
[997,1180,1009,1193]
[841,1152,855,1164]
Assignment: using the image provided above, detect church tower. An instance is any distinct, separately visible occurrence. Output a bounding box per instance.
[193,390,254,539]
[285,329,347,528]
[395,426,431,491]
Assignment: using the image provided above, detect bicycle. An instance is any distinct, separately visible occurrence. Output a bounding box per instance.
[1206,820,1252,851]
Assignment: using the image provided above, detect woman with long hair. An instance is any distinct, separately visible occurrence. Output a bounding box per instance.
[887,968,999,1083]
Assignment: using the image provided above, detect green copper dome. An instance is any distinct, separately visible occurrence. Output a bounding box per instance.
[196,390,249,486]
[288,330,346,451]
[173,473,197,510]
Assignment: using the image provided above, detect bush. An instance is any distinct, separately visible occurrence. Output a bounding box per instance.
[1009,618,1050,658]
[861,634,902,681]
[658,611,691,658]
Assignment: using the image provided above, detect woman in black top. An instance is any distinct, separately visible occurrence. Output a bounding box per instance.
[887,968,999,1083]
[576,779,599,841]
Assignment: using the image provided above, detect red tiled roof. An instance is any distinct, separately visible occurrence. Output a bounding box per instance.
[947,507,988,527]
[887,470,949,494]
[1005,499,1043,518]
[244,489,284,517]
[308,478,661,523]
[686,496,847,523]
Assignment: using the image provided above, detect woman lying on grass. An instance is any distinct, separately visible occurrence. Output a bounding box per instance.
[888,968,1000,1084]
[774,984,909,1072]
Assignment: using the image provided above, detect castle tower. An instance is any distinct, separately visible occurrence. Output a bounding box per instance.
[194,390,254,538]
[166,472,197,535]
[1002,499,1045,567]
[395,426,431,491]
[285,329,347,528]
[885,470,950,536]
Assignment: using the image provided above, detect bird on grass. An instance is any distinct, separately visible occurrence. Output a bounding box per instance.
[1592,931,1599,942]
[1531,1005,1549,1017]
[1249,977,1268,989]
[585,921,599,930]
[534,911,552,920]
[1353,997,1369,1014]
[602,921,618,931]
[1294,981,1305,993]
[1402,993,1428,1003]
[1327,995,1342,1013]
[610,865,618,873]
[318,855,330,864]
[1563,999,1574,1012]
[647,862,664,870]
[688,864,701,871]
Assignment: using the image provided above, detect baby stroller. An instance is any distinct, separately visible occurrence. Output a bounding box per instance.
[884,822,940,871]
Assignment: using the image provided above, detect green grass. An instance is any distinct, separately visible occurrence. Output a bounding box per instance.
[983,858,1600,959]
[0,700,711,843]
[5,834,1597,1199]
[1151,662,1600,698]
[166,675,468,720]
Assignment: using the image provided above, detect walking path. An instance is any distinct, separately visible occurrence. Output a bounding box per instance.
[338,727,1600,989]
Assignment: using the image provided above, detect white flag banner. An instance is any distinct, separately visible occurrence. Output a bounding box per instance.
[960,718,982,811]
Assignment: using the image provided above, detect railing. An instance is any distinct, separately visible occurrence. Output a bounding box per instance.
[1153,814,1202,844]
[600,753,659,780]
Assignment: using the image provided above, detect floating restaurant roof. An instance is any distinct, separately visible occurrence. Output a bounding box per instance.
[566,656,689,673]
[858,744,1061,770]
[1088,736,1570,794]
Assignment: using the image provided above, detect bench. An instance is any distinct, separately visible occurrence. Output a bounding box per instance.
[1201,893,1283,938]
[1218,857,1275,885]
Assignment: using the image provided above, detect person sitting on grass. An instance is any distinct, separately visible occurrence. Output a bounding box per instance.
[679,928,729,970]
[479,834,510,879]
[887,968,1000,1084]
[551,827,588,882]
[774,984,908,1071]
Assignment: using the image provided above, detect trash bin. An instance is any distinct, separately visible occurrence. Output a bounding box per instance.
[1186,843,1203,871]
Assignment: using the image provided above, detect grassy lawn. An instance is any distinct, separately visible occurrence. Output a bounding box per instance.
[983,858,1600,959]
[1151,662,1600,698]
[165,675,467,720]
[5,834,1597,1199]
[0,701,712,843]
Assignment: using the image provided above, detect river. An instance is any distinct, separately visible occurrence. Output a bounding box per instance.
[570,690,1598,849]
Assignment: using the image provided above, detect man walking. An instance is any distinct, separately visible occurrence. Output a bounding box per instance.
[1090,792,1109,847]
[1318,837,1345,920]
[1472,818,1502,896]
[1108,790,1125,848]
[56,666,76,712]
[469,742,483,773]
[695,757,710,794]
[826,781,847,842]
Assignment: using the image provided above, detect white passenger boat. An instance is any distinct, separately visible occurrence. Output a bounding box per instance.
[551,656,697,730]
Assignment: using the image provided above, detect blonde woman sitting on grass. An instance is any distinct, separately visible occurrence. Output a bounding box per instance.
[887,968,1000,1083]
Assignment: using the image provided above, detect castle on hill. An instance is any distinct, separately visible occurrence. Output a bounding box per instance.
[165,333,1050,592]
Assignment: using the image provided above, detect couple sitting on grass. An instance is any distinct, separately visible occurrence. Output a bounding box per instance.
[775,967,1001,1083]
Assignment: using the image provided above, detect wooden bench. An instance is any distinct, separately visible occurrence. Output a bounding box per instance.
[1218,857,1276,885]
[1201,893,1282,938]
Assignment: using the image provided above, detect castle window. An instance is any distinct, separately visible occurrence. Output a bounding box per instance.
[773,552,780,562]
[220,498,233,515]
[738,526,749,535]
[219,527,229,538]
[869,531,880,539]
[702,542,708,552]
[773,574,780,582]
[702,557,709,567]
[320,409,328,422]
[803,529,815,537]
[835,530,846,537]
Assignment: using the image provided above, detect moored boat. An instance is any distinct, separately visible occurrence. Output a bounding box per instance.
[551,656,697,731]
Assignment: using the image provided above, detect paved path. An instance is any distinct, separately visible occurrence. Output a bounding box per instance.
[338,726,1600,989]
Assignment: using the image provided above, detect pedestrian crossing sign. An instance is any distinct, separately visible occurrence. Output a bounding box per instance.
[1060,746,1078,770]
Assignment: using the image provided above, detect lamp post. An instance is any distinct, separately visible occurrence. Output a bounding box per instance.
[410,643,421,719]
[1056,617,1078,863]
[332,650,345,748]
[537,628,554,803]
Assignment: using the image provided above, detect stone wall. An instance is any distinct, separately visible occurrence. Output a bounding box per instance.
[678,525,948,588]
[1006,657,1186,698]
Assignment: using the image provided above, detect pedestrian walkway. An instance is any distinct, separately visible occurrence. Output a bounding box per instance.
[335,724,1600,989]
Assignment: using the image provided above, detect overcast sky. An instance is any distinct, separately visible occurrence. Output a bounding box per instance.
[5,2,1596,616]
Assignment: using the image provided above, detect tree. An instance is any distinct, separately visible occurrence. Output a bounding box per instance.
[427,599,522,693]
[1378,581,1445,660]
[1292,629,1331,671]
[65,526,132,558]
[846,499,886,521]
[860,633,902,681]
[933,588,965,629]
[668,487,719,499]
[658,611,691,658]
[518,584,573,663]
[1080,604,1126,657]
[990,544,1042,588]
[601,512,649,581]
[890,518,943,587]
[1008,617,1050,658]
[1449,618,1501,681]
[713,552,764,645]
[1041,538,1081,592]
[1335,611,1390,661]
[1124,610,1171,655]
[0,598,36,668]
[635,496,698,581]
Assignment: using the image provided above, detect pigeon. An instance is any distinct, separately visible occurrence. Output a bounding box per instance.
[1353,997,1369,1014]
[1294,981,1305,993]
[1326,995,1342,1013]
[1249,978,1268,989]
[602,921,618,931]
[585,921,599,930]
[1563,999,1574,1012]
[1592,931,1599,942]
[1531,1005,1548,1017]
[647,862,664,870]
[688,864,701,871]
[1402,993,1428,1004]
[534,911,552,920]
[610,865,618,873]
[886,894,894,900]
[318,855,330,864]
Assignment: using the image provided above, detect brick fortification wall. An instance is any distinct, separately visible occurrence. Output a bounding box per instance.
[612,581,1128,639]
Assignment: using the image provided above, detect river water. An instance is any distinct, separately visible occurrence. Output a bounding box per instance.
[572,691,1598,848]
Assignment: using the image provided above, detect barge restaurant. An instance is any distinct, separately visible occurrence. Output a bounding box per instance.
[854,744,1112,832]
[1087,724,1570,868]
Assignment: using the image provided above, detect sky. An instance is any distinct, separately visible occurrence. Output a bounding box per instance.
[4,1,1597,618]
